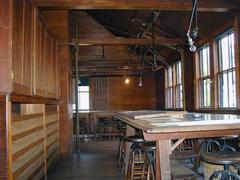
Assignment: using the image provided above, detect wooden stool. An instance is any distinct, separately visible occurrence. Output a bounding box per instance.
[118,124,127,166]
[96,117,112,141]
[140,142,156,180]
[201,151,240,179]
[124,135,144,179]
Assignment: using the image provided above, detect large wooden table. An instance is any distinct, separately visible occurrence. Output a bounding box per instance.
[114,110,240,180]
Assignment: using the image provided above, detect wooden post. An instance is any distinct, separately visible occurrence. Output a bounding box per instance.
[234,15,240,109]
[155,140,171,180]
[124,125,135,176]
[7,96,13,180]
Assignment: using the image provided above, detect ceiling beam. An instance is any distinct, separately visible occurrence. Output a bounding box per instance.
[77,55,156,62]
[68,37,183,46]
[32,0,237,12]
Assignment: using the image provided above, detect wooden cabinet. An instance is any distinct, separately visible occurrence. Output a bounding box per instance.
[11,0,59,98]
[33,9,59,98]
[12,0,32,95]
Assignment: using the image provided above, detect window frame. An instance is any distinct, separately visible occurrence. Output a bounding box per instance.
[78,85,90,111]
[216,30,236,109]
[175,61,183,109]
[197,45,212,108]
[165,61,183,109]
[166,66,173,109]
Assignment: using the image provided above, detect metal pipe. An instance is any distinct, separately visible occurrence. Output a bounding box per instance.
[74,23,80,153]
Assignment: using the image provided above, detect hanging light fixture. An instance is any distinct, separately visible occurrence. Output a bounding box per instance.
[186,0,198,52]
[138,69,143,87]
[125,77,130,84]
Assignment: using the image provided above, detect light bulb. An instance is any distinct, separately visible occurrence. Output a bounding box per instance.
[125,78,130,84]
[138,80,142,87]
[189,45,196,52]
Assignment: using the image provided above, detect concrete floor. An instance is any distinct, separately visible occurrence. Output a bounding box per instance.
[47,141,123,180]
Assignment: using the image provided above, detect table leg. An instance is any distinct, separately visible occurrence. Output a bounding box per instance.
[124,125,135,176]
[156,140,171,180]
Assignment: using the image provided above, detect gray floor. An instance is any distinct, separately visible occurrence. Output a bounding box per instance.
[47,141,123,180]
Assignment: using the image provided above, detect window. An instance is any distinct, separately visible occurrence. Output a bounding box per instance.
[198,45,211,108]
[166,61,183,109]
[78,86,90,110]
[175,62,183,108]
[73,77,90,112]
[166,66,173,108]
[217,31,236,108]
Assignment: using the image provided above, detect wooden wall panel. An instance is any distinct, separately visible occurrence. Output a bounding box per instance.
[0,96,8,180]
[8,104,60,179]
[182,49,194,112]
[33,10,59,98]
[105,74,156,111]
[91,77,107,110]
[12,0,32,95]
[0,0,12,93]
[41,10,73,155]
[58,46,73,154]
[155,70,166,110]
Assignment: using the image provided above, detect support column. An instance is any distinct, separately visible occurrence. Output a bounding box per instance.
[155,140,171,180]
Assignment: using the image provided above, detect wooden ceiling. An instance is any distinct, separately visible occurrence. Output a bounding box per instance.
[39,0,240,76]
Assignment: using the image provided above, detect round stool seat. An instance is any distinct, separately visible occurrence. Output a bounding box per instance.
[201,151,240,165]
[218,135,239,140]
[124,135,144,143]
[139,142,156,151]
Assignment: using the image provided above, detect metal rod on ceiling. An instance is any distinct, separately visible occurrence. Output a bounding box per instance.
[151,11,157,67]
[74,22,80,153]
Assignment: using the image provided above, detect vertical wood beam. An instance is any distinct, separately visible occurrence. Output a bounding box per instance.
[58,46,73,155]
[155,140,171,180]
[0,0,13,93]
[182,49,194,111]
[209,40,217,109]
[124,125,135,176]
[7,96,13,180]
[234,16,240,109]
[0,95,11,180]
[155,70,165,109]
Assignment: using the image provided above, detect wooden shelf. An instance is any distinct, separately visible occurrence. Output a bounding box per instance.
[10,94,59,105]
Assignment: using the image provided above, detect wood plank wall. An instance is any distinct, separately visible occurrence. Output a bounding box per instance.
[182,50,194,112]
[58,46,73,154]
[10,0,59,98]
[42,10,73,155]
[91,77,107,110]
[106,74,156,110]
[9,104,59,180]
[0,1,12,93]
[155,70,166,110]
[0,96,9,179]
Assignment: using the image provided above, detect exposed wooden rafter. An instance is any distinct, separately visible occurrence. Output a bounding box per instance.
[32,0,238,12]
[59,37,184,46]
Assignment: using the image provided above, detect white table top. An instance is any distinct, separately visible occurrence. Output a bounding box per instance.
[115,111,240,133]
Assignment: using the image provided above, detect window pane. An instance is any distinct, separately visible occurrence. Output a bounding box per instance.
[218,31,236,108]
[200,78,211,108]
[229,71,236,107]
[167,87,173,108]
[167,67,173,86]
[219,72,228,108]
[199,46,210,77]
[79,86,89,92]
[230,33,235,68]
[79,92,89,110]
[176,84,183,108]
[198,45,211,108]
[176,62,182,84]
[73,85,90,111]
